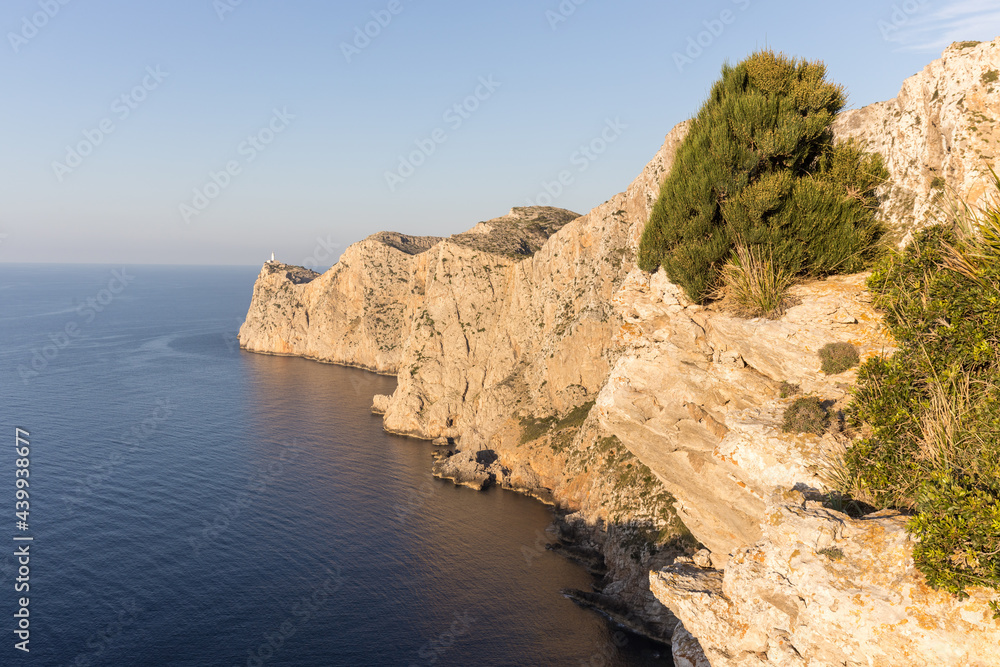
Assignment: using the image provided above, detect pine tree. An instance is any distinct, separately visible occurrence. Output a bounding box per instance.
[638,50,888,302]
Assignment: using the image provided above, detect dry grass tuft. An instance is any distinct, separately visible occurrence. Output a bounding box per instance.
[714,244,795,319]
[942,166,1000,293]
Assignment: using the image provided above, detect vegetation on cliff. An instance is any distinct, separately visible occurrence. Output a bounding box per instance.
[518,409,697,565]
[638,50,888,306]
[449,207,579,259]
[818,341,860,374]
[845,172,1000,608]
[782,396,830,435]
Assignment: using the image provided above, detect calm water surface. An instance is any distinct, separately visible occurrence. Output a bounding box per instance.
[0,265,671,666]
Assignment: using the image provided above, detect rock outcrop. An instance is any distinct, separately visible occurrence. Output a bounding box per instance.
[597,269,893,563]
[240,39,1000,665]
[239,232,442,373]
[834,39,1000,244]
[651,491,1000,667]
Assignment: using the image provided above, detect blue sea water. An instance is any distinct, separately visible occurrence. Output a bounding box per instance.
[0,265,671,666]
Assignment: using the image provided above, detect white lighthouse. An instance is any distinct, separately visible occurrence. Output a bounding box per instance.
[268,252,275,264]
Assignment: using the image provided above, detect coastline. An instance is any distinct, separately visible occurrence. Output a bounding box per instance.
[235,38,1000,665]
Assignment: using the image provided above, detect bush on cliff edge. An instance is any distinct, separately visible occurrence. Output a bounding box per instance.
[845,172,1000,606]
[638,50,887,304]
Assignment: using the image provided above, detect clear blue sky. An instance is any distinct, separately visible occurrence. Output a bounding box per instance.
[2,0,998,267]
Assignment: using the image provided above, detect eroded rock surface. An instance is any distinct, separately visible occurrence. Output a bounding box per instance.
[238,234,440,373]
[651,491,1000,667]
[597,269,893,562]
[834,38,1000,244]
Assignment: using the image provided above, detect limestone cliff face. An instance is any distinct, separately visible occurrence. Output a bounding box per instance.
[834,38,1000,243]
[239,232,441,373]
[597,269,893,562]
[240,41,1000,666]
[380,131,688,443]
[240,133,693,639]
[651,491,1000,667]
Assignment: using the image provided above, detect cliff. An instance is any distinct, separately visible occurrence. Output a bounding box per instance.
[242,133,693,639]
[833,39,1000,243]
[238,232,442,373]
[651,491,1000,667]
[241,39,1000,665]
[597,269,892,562]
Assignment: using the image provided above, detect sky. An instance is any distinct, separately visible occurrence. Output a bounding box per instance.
[1,1,999,268]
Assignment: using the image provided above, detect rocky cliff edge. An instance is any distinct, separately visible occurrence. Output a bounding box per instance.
[240,39,1000,666]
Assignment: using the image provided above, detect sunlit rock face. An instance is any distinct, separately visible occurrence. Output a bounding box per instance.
[834,38,1000,245]
[651,491,1000,667]
[239,231,443,374]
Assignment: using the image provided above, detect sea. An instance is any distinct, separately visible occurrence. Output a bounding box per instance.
[0,264,672,666]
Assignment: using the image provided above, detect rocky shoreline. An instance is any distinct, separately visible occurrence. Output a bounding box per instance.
[423,432,679,645]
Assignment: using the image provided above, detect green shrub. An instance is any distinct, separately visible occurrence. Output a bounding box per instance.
[818,342,860,374]
[782,396,829,435]
[982,69,999,85]
[519,414,557,445]
[845,174,1000,601]
[638,50,887,303]
[818,547,845,561]
[911,470,1000,597]
[943,166,1000,290]
[519,401,595,446]
[779,381,800,398]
